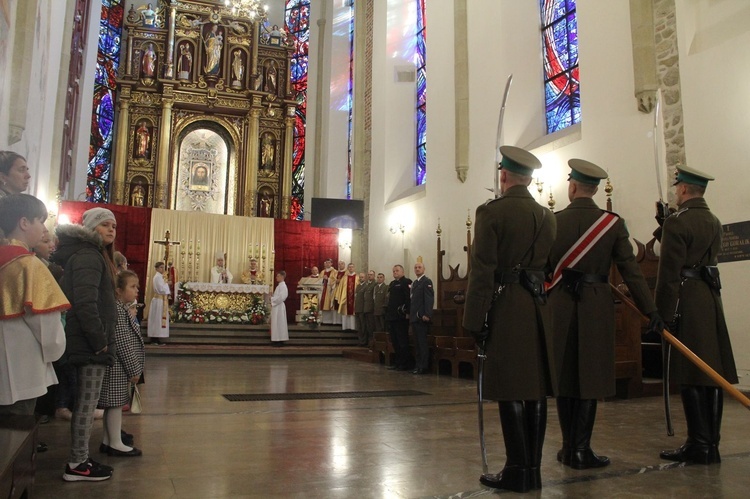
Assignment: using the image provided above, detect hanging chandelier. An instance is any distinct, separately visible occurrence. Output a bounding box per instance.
[224,0,269,20]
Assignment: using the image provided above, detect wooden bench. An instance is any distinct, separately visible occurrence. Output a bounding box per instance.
[0,416,38,499]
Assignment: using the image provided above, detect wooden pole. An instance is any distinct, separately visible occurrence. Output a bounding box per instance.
[610,284,750,410]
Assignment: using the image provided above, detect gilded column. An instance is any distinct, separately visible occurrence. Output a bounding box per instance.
[251,21,260,90]
[245,102,262,215]
[164,5,177,78]
[112,87,131,205]
[281,106,296,218]
[155,88,175,208]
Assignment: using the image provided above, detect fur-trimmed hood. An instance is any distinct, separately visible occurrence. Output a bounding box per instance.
[51,224,103,268]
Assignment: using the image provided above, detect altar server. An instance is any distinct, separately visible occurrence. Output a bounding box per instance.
[271,271,289,345]
[147,261,170,345]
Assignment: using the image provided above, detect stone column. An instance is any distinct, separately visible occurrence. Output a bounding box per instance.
[281,108,296,218]
[244,103,262,215]
[111,87,131,205]
[155,88,175,208]
[454,0,469,182]
[164,5,177,78]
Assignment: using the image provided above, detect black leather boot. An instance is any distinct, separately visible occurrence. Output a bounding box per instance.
[707,387,722,463]
[569,399,610,469]
[660,385,716,464]
[480,401,531,493]
[526,399,547,490]
[556,397,573,465]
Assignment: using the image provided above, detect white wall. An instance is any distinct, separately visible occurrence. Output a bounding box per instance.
[363,0,749,370]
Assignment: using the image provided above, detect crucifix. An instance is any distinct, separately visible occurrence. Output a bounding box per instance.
[153,230,181,267]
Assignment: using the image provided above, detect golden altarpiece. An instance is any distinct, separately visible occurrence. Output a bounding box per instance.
[111,0,295,218]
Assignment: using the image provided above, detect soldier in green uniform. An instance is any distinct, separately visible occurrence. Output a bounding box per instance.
[463,146,556,493]
[548,159,664,469]
[655,165,738,465]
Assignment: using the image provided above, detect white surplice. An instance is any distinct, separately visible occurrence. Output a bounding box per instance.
[270,281,289,342]
[147,272,170,338]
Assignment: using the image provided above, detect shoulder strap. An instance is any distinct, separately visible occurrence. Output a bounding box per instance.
[547,211,619,291]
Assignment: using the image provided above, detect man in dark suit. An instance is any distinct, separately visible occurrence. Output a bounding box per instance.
[386,265,411,371]
[463,146,556,493]
[373,272,388,333]
[655,165,737,465]
[354,273,368,346]
[548,159,663,470]
[409,260,434,374]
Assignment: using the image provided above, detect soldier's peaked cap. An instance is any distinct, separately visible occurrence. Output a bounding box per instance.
[568,158,608,186]
[673,165,714,188]
[499,146,542,176]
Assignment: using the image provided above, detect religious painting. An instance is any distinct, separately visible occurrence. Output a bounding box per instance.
[189,161,211,191]
[259,132,276,171]
[175,125,231,214]
[133,120,153,159]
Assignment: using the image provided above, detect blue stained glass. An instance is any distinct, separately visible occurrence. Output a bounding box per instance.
[87,0,122,203]
[540,0,579,134]
[415,0,426,186]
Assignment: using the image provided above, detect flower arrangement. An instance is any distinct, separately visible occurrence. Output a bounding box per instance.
[302,305,320,327]
[174,284,268,325]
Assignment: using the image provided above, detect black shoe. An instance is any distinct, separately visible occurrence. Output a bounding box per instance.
[386,365,399,370]
[107,446,143,457]
[660,443,719,464]
[397,366,411,371]
[570,448,610,469]
[63,459,113,482]
[122,430,134,446]
[99,443,111,454]
[479,467,531,493]
[88,458,113,473]
[37,442,49,453]
[411,368,428,374]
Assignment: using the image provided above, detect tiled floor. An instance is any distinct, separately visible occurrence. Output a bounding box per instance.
[34,356,750,498]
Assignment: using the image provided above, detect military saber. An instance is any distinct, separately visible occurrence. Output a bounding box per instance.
[610,284,750,410]
[494,74,513,199]
[477,343,488,474]
[652,90,670,221]
[662,337,674,436]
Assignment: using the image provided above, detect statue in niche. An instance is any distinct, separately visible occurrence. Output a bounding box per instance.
[260,133,275,171]
[257,190,274,218]
[130,184,146,207]
[203,25,223,76]
[264,60,277,94]
[134,121,151,158]
[177,43,192,80]
[231,50,244,88]
[141,43,157,78]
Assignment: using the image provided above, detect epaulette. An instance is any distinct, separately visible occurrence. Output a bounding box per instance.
[602,209,621,219]
[484,196,503,206]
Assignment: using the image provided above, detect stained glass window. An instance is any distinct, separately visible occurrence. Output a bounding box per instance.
[286,0,310,220]
[87,0,124,203]
[415,0,426,185]
[540,0,580,133]
[346,1,354,200]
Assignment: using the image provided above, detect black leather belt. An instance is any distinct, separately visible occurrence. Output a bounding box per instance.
[577,273,609,284]
[680,268,702,279]
[494,271,520,284]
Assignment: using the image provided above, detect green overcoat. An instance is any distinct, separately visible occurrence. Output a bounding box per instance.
[463,185,557,401]
[655,197,738,386]
[548,197,657,399]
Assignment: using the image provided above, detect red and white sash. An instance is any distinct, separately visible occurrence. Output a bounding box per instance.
[547,212,619,291]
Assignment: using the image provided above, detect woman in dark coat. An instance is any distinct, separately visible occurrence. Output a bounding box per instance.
[53,208,118,482]
[98,270,144,457]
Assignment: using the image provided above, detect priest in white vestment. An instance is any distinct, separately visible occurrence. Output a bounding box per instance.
[148,262,170,345]
[270,271,289,344]
[210,251,233,283]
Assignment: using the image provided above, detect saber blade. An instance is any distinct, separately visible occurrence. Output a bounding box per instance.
[477,345,488,474]
[494,74,513,199]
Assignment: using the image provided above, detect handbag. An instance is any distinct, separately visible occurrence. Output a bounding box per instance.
[130,384,143,414]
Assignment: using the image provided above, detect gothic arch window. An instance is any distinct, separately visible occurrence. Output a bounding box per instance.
[285,0,311,220]
[87,0,124,202]
[540,0,580,133]
[415,0,427,185]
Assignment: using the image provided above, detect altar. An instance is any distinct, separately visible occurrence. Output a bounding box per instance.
[174,282,270,325]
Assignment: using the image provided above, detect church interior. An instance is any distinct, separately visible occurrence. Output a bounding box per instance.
[2,0,750,496]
